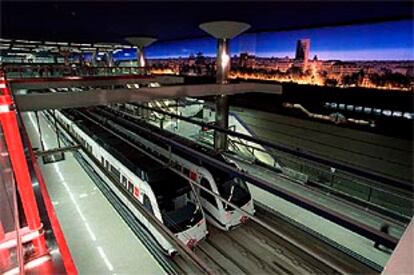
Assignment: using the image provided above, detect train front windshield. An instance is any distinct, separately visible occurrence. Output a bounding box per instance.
[214,170,252,209]
[151,173,203,233]
[162,200,203,233]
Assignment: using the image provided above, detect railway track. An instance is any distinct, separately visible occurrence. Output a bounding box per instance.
[85,106,382,274]
[173,203,377,274]
[47,108,381,274]
[197,226,333,274]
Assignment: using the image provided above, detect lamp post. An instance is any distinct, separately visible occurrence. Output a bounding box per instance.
[199,21,250,151]
[125,37,157,68]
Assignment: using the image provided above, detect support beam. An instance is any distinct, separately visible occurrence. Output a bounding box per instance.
[14,83,282,111]
[107,51,114,67]
[200,21,250,151]
[214,94,229,151]
[214,38,231,151]
[91,50,98,66]
[125,37,157,68]
[8,75,185,90]
[216,38,231,85]
[137,48,145,67]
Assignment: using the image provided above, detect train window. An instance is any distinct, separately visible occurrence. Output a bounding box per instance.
[121,176,127,187]
[101,157,104,165]
[403,112,413,120]
[183,167,190,176]
[143,194,154,215]
[392,111,402,117]
[140,170,146,181]
[170,161,179,170]
[110,165,121,180]
[373,109,382,115]
[382,110,392,116]
[364,107,372,114]
[200,178,217,207]
[127,182,133,193]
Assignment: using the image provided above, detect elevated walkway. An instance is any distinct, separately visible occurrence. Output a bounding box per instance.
[14,82,282,111]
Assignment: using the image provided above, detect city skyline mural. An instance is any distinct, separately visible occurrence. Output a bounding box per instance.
[143,20,413,61]
[115,20,414,91]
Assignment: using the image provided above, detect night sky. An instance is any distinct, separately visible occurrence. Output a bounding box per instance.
[115,20,413,61]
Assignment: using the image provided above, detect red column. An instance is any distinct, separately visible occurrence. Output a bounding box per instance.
[0,222,10,270]
[0,73,47,255]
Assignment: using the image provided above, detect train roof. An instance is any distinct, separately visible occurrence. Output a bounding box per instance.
[65,109,191,197]
[98,106,223,160]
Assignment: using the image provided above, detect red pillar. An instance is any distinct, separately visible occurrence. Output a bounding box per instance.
[0,222,10,270]
[0,72,47,256]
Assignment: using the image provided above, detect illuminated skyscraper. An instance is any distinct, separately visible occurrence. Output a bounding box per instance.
[295,39,310,70]
[239,52,249,67]
[295,39,310,61]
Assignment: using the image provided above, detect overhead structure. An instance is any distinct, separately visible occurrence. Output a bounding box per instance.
[125,37,157,67]
[14,82,281,111]
[0,38,132,54]
[95,43,120,67]
[199,21,251,151]
[0,38,134,65]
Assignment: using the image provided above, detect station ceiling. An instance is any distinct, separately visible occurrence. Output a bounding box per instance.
[2,1,413,44]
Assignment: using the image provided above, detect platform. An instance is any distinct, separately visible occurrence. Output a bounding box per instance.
[21,112,165,274]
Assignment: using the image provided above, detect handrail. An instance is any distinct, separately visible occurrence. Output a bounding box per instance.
[130,102,413,193]
[2,64,150,79]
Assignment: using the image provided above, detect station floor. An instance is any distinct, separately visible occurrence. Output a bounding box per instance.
[22,112,165,275]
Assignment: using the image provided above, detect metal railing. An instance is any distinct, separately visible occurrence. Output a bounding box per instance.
[229,138,412,220]
[2,64,149,79]
[124,101,413,219]
[0,124,25,274]
[0,69,76,274]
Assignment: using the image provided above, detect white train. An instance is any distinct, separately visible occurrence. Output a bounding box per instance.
[90,107,255,230]
[54,109,208,255]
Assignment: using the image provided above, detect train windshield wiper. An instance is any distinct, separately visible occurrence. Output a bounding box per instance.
[227,184,235,203]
